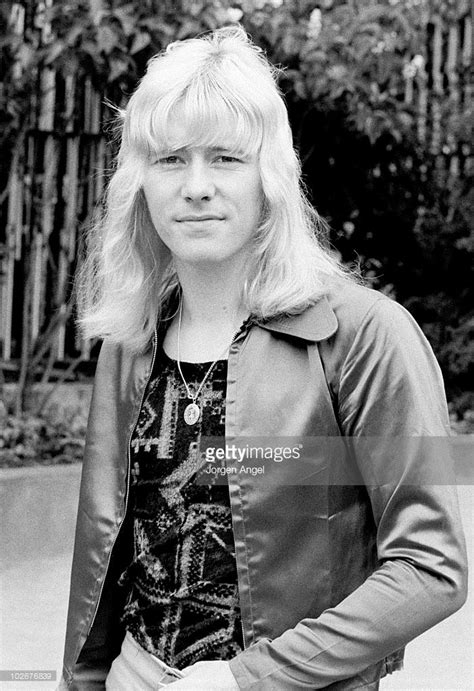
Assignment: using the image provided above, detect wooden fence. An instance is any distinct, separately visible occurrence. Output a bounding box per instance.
[0,0,472,372]
[1,1,122,372]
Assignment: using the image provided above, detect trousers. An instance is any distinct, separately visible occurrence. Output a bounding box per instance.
[105,631,181,690]
[85,630,382,690]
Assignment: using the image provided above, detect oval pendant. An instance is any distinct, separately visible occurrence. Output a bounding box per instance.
[184,403,201,425]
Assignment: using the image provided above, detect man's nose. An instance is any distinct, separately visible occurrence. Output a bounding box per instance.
[181,160,216,201]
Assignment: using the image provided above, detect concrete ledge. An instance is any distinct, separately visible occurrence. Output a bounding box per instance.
[2,383,92,423]
[0,464,82,567]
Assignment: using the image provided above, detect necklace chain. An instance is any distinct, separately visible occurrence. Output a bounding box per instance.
[176,300,243,424]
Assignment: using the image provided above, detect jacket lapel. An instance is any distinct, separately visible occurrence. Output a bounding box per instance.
[255,295,338,342]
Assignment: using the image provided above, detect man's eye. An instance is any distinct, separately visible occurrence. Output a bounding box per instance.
[156,155,181,165]
[217,155,241,163]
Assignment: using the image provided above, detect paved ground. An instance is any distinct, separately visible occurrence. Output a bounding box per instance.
[1,488,472,691]
[1,555,71,691]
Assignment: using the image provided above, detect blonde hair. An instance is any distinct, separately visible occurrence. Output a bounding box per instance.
[78,26,353,352]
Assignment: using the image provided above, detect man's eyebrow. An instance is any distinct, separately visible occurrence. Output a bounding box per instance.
[153,144,247,156]
[155,146,184,155]
[208,145,247,155]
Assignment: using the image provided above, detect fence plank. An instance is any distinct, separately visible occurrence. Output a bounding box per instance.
[2,147,24,359]
[56,137,80,359]
[41,136,58,244]
[65,138,80,262]
[1,152,21,359]
[1,244,15,361]
[65,74,76,134]
[35,136,60,344]
[461,14,472,175]
[38,68,56,132]
[31,228,43,341]
[430,14,443,157]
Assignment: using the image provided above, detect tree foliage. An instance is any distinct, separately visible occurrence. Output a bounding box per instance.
[1,0,472,420]
[242,0,473,415]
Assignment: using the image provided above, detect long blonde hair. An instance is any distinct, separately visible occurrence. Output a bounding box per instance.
[77,26,353,352]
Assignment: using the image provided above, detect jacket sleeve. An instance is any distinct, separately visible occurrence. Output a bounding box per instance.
[58,340,139,690]
[229,297,468,689]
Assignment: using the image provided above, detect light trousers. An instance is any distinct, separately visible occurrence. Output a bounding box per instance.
[105,631,180,690]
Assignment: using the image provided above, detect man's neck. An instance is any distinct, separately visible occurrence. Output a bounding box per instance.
[174,258,250,328]
[163,258,251,362]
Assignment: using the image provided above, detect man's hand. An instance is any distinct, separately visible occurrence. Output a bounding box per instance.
[166,660,239,689]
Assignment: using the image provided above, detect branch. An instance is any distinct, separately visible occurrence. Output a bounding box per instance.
[33,353,84,416]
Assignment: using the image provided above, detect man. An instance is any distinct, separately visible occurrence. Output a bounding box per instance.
[59,26,467,690]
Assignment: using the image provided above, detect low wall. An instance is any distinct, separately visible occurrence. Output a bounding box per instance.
[0,464,82,567]
[2,383,92,422]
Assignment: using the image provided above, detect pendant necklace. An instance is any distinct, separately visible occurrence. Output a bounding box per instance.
[176,300,241,426]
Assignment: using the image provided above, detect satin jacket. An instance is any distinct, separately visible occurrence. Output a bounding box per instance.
[60,280,467,690]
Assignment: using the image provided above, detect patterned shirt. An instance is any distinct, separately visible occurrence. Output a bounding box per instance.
[118,342,243,668]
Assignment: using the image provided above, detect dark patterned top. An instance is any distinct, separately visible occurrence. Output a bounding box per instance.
[118,342,243,668]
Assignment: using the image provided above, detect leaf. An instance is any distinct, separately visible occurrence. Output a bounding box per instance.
[176,20,203,41]
[188,1,204,18]
[327,64,347,81]
[130,31,151,55]
[108,57,129,83]
[82,38,99,55]
[16,43,36,70]
[97,25,117,54]
[114,4,138,37]
[397,110,414,130]
[281,32,299,59]
[45,40,65,65]
[66,24,87,47]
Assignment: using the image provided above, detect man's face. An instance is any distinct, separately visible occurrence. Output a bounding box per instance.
[141,123,263,269]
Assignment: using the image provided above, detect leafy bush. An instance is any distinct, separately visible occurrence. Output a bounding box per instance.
[449,408,474,436]
[243,0,473,409]
[0,409,87,467]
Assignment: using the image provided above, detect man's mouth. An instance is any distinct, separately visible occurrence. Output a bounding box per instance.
[177,215,224,222]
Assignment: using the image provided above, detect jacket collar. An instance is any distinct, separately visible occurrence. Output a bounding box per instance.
[255,294,338,342]
[159,289,338,344]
